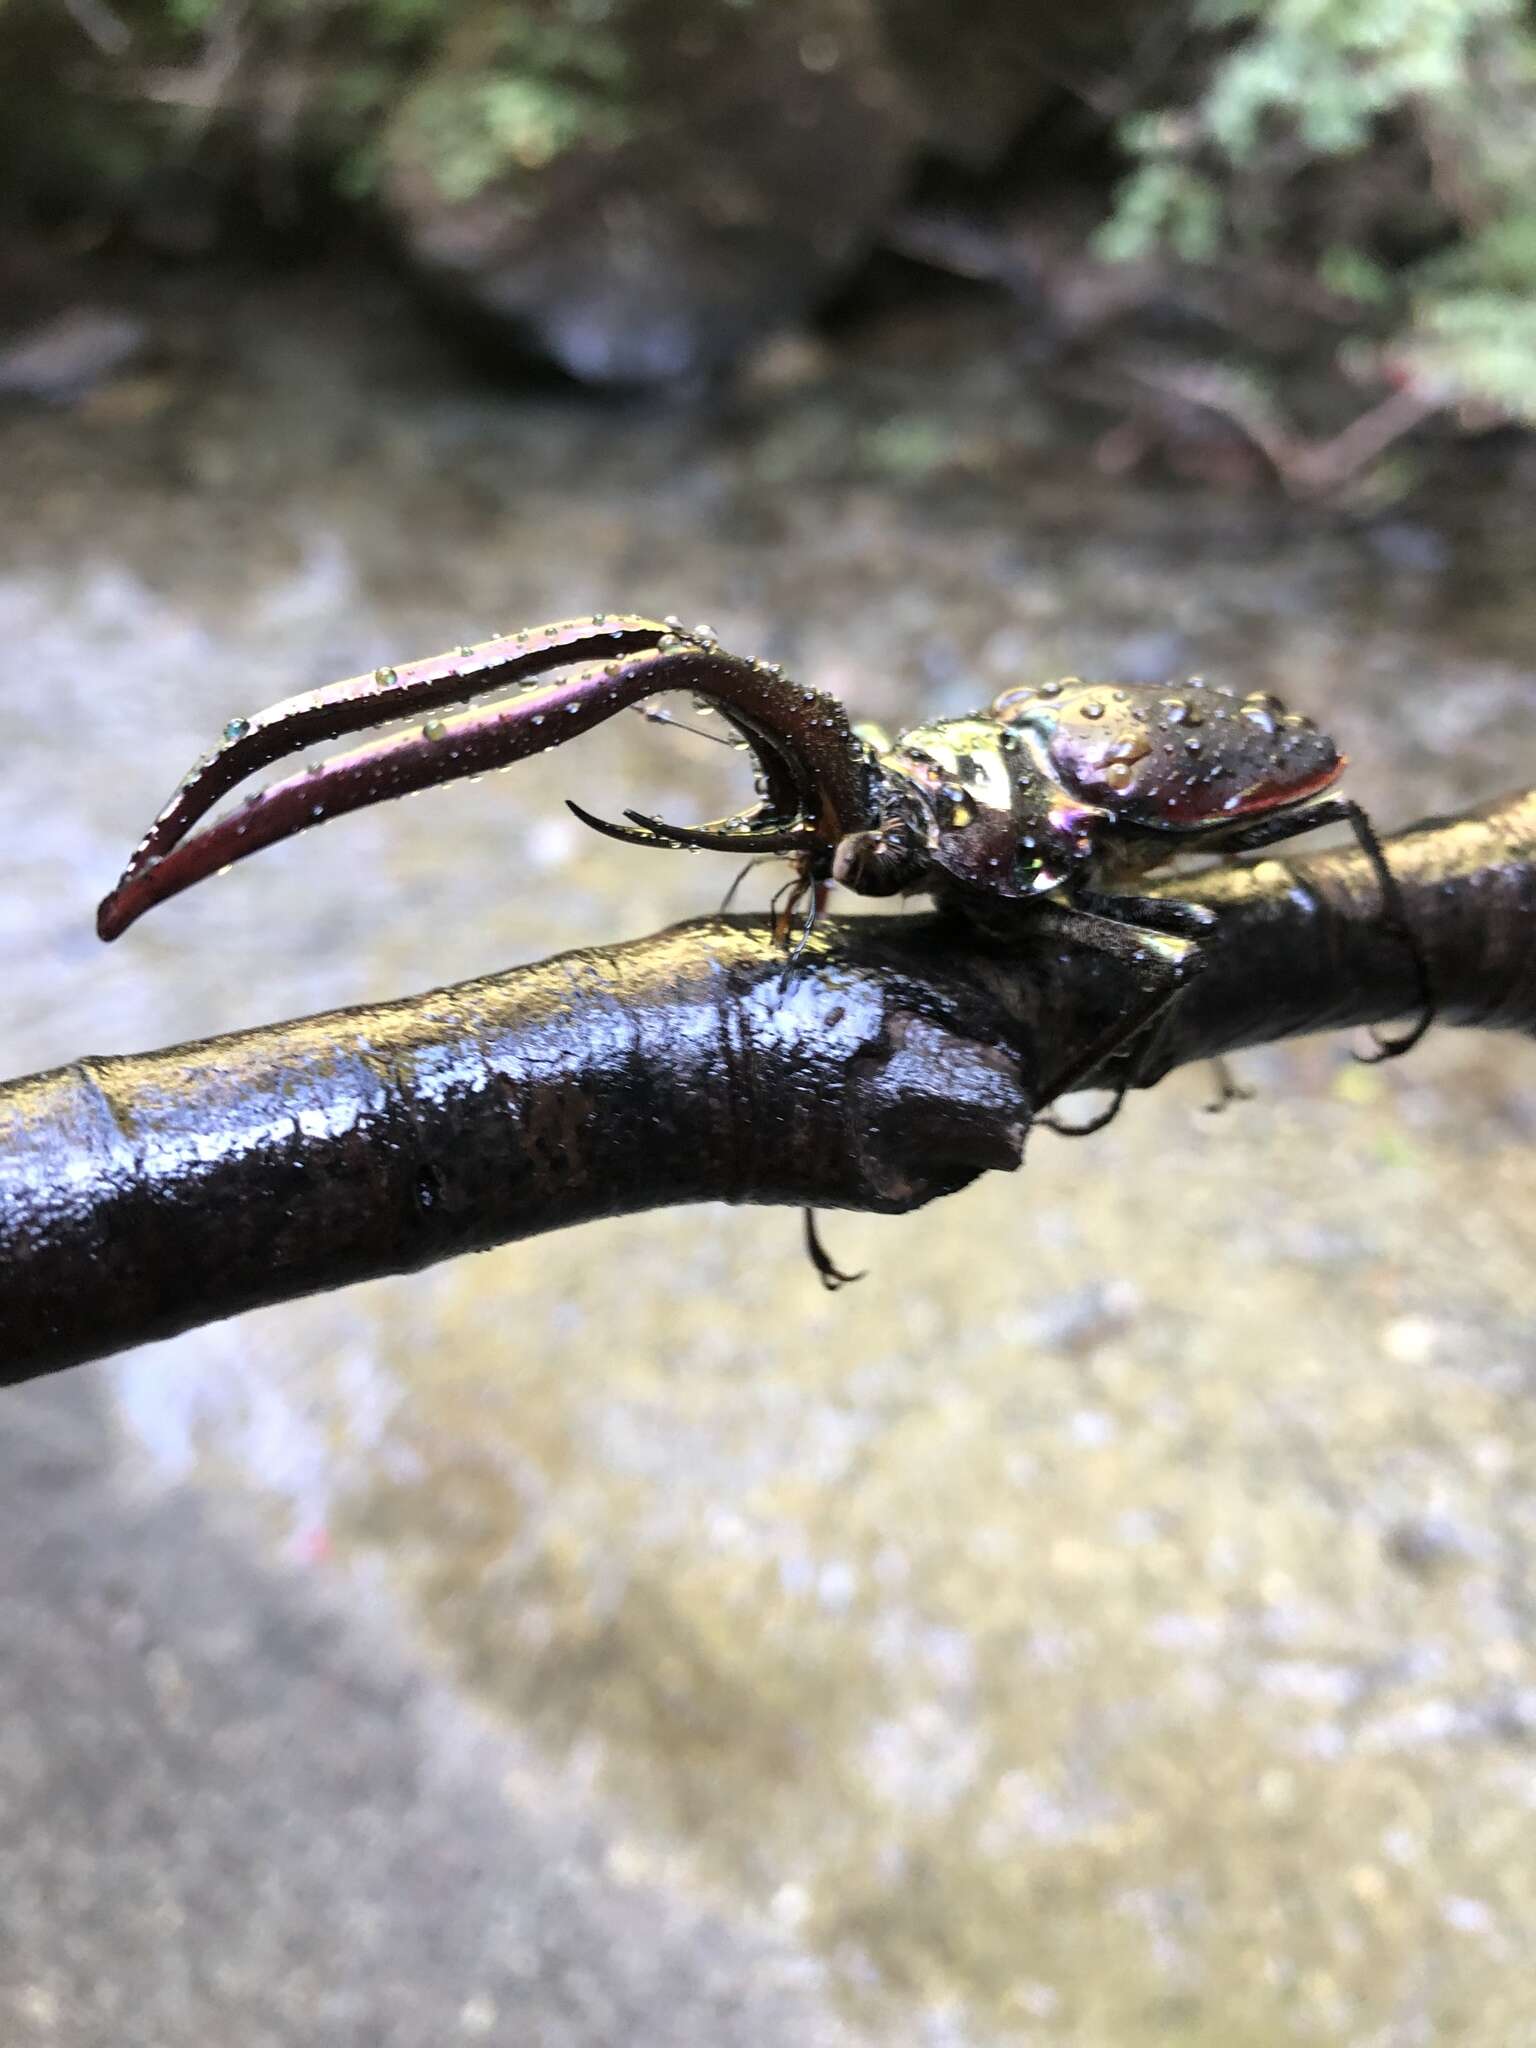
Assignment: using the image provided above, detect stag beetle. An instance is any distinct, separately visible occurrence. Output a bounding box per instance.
[98,614,1434,1267]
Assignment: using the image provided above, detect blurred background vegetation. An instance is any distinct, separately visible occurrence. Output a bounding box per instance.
[6,0,1536,494]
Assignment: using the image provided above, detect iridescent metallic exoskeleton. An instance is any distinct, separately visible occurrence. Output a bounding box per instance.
[820,673,1431,1130]
[98,615,1433,1158]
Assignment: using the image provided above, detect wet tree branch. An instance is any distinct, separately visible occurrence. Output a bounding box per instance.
[4,791,1536,1382]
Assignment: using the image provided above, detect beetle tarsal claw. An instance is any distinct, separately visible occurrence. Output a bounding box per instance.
[1356,1011,1435,1063]
[804,1209,864,1290]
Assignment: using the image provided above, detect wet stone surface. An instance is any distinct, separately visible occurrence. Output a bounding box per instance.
[4,265,1536,2043]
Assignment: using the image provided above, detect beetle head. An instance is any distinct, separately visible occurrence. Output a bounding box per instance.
[835,714,1101,902]
[991,678,1343,834]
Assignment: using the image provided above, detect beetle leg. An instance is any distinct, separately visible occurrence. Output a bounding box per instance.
[1203,1055,1255,1113]
[1033,902,1207,1135]
[803,1208,864,1291]
[1210,794,1435,1058]
[774,874,831,995]
[1338,800,1435,1060]
[1075,888,1218,939]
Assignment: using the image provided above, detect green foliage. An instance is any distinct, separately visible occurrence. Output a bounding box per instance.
[162,0,224,28]
[1095,155,1223,265]
[399,74,631,201]
[124,0,637,204]
[1408,290,1536,415]
[1194,0,1531,158]
[1103,0,1536,426]
[384,3,640,203]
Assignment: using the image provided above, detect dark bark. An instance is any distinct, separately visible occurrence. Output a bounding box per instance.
[4,791,1536,1382]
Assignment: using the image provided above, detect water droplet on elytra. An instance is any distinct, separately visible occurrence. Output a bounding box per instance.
[373,667,397,688]
[422,719,446,741]
[223,717,250,743]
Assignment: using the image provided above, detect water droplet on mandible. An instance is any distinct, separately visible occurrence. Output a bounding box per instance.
[422,719,447,741]
[223,717,250,743]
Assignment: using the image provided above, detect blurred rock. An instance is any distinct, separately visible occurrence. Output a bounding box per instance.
[0,305,148,403]
[876,0,1151,171]
[378,0,916,386]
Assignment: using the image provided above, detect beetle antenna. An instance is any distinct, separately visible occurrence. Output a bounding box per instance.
[719,857,772,912]
[637,703,744,749]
